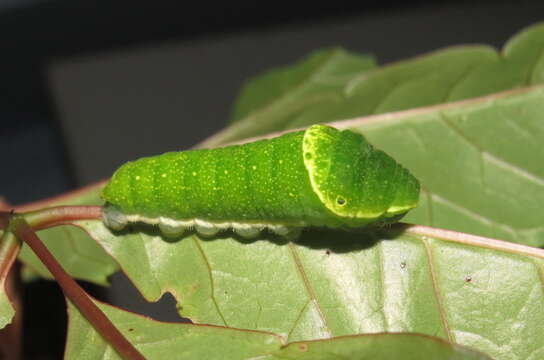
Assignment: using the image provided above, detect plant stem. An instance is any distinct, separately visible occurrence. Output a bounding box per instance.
[23,205,102,229]
[0,231,20,284]
[10,215,145,360]
[1,206,101,231]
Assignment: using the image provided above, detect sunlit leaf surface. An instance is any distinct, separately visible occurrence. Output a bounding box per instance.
[80,220,544,360]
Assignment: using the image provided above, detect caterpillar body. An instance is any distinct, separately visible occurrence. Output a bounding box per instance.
[101,125,420,238]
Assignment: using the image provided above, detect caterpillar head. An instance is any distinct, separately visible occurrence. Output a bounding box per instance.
[302,125,420,227]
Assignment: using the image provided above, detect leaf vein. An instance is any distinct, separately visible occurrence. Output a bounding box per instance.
[192,238,228,326]
[421,237,453,343]
[378,240,388,330]
[287,243,332,337]
[286,299,311,341]
[431,191,543,234]
[527,46,544,84]
[441,113,544,186]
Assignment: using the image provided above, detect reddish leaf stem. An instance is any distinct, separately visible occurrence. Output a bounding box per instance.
[10,216,145,360]
[1,206,102,231]
[23,205,102,229]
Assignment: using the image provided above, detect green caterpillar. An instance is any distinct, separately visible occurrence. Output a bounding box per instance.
[101,124,420,238]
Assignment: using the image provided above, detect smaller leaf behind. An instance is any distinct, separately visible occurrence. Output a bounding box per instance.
[230,48,376,124]
[207,22,544,147]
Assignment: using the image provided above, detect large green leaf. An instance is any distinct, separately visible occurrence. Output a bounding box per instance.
[65,300,490,360]
[202,22,544,147]
[79,219,544,360]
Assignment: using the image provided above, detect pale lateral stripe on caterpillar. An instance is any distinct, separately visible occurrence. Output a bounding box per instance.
[102,207,294,238]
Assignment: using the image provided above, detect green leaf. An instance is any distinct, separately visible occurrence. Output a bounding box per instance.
[18,225,118,285]
[230,48,376,124]
[65,300,490,360]
[79,220,544,360]
[16,182,118,285]
[0,231,18,329]
[276,334,490,360]
[0,285,14,330]
[202,22,544,147]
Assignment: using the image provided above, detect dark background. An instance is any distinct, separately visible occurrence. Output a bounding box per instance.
[1,1,543,358]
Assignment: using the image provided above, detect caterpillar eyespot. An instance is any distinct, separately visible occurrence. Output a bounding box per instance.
[101,124,420,238]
